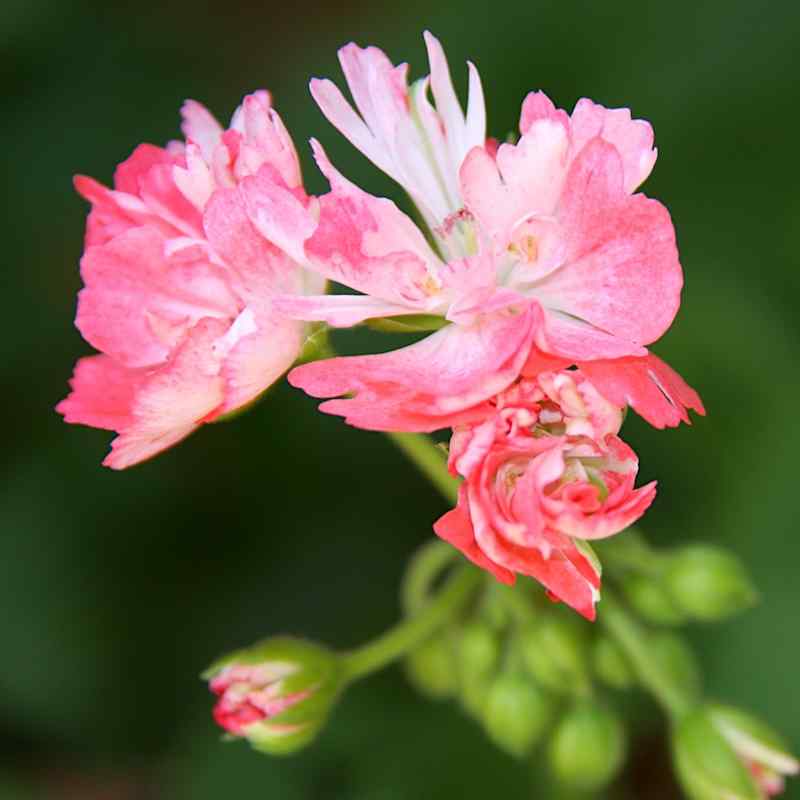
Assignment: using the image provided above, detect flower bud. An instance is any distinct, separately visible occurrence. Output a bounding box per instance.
[708,705,799,797]
[483,671,554,758]
[672,710,761,800]
[520,614,590,694]
[405,636,458,700]
[548,701,626,791]
[649,631,702,703]
[456,621,501,717]
[664,545,757,621]
[621,572,685,626]
[592,635,635,690]
[204,637,342,756]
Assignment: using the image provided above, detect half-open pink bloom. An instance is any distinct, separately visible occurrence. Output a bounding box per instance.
[279,32,685,433]
[58,93,324,468]
[434,370,656,619]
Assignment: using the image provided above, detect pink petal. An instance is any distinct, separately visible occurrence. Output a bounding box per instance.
[289,304,538,431]
[434,486,515,584]
[56,355,143,431]
[76,227,238,368]
[570,98,657,193]
[241,168,316,266]
[534,138,682,357]
[113,143,177,194]
[104,318,228,469]
[519,91,570,135]
[579,353,705,428]
[302,141,443,311]
[203,184,301,299]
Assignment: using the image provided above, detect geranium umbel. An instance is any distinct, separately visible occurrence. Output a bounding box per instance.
[204,637,342,756]
[57,91,324,468]
[435,369,656,620]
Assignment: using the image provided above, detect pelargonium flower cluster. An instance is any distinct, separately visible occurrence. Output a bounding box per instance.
[58,32,703,618]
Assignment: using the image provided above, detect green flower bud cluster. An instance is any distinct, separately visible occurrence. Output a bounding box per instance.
[403,569,630,792]
[600,533,758,626]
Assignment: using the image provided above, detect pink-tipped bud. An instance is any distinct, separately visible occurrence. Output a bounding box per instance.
[204,637,342,756]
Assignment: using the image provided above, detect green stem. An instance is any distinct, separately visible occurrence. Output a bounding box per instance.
[386,432,460,504]
[599,588,693,721]
[341,564,482,683]
[401,539,459,616]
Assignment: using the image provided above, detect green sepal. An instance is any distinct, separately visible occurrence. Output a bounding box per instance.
[365,314,449,333]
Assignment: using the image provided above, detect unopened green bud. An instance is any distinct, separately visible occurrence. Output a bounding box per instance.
[592,635,635,690]
[204,637,343,756]
[483,671,554,758]
[456,621,501,717]
[649,631,702,703]
[672,710,761,800]
[457,621,500,679]
[405,636,458,699]
[708,705,799,797]
[520,614,590,694]
[664,545,757,622]
[548,701,626,791]
[621,572,685,626]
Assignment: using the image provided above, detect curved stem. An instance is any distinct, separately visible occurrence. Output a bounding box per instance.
[386,432,460,504]
[341,564,482,683]
[599,587,694,721]
[401,539,459,616]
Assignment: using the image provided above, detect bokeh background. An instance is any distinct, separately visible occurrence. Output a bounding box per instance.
[3,0,799,797]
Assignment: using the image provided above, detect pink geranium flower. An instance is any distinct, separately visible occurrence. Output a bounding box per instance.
[58,92,324,468]
[273,32,690,433]
[434,370,657,619]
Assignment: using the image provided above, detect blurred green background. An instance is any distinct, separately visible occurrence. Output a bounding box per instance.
[3,0,799,797]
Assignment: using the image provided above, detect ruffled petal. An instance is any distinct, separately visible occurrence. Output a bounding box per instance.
[76,227,238,367]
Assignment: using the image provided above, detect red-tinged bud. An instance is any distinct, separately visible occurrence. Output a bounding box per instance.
[204,637,342,756]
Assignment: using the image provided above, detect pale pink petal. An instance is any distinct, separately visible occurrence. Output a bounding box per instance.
[173,142,215,211]
[570,98,657,193]
[579,353,705,428]
[271,293,413,327]
[180,99,224,162]
[77,227,238,368]
[235,96,302,189]
[56,355,143,431]
[104,318,227,469]
[461,119,570,247]
[218,310,304,413]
